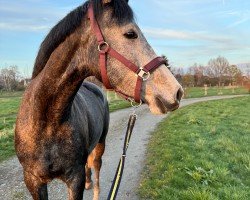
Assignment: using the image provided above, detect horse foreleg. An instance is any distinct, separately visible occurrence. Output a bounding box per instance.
[66,168,85,200]
[23,171,48,200]
[93,143,105,200]
[93,159,101,200]
[85,162,93,190]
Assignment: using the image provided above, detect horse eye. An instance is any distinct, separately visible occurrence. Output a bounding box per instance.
[124,31,138,39]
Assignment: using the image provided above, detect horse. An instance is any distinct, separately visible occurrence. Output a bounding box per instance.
[15,0,183,199]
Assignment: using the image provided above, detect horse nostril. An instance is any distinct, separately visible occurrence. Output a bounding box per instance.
[176,88,183,103]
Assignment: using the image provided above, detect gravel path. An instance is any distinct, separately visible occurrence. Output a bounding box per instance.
[0,95,246,200]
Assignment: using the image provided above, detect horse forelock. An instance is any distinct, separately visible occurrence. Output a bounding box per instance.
[93,0,134,25]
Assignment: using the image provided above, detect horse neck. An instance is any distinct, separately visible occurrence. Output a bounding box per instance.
[30,26,94,124]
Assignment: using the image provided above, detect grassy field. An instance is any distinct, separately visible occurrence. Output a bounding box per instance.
[139,96,250,200]
[0,91,24,98]
[184,86,249,98]
[0,87,248,162]
[0,95,22,162]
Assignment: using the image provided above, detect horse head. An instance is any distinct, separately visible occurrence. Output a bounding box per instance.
[85,0,183,114]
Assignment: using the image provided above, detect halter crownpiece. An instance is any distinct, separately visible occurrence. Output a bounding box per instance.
[88,3,167,103]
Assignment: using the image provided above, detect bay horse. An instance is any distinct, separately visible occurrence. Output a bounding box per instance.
[15,0,183,200]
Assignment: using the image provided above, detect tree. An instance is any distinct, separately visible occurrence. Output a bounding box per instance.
[207,56,229,86]
[182,74,195,87]
[171,67,184,85]
[0,77,4,90]
[0,66,20,91]
[171,67,184,76]
[188,63,205,86]
[226,65,242,85]
[243,63,250,93]
[246,63,250,79]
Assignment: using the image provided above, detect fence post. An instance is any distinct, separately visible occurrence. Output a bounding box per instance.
[106,91,111,102]
[115,92,118,100]
[204,84,208,96]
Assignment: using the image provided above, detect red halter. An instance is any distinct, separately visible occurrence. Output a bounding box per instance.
[88,4,167,103]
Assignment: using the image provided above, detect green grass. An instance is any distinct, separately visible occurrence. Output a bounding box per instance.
[0,129,15,162]
[139,96,250,200]
[0,91,24,98]
[184,86,248,98]
[0,97,21,117]
[0,87,248,163]
[0,94,21,162]
[105,91,131,112]
[109,99,131,112]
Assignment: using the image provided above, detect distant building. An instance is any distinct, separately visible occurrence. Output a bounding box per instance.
[19,78,31,87]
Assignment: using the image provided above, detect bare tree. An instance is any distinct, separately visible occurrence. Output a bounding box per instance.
[207,56,229,86]
[0,66,20,91]
[182,74,195,87]
[188,63,205,86]
[226,65,242,85]
[171,67,184,85]
[0,76,4,90]
[245,63,250,79]
[171,67,184,76]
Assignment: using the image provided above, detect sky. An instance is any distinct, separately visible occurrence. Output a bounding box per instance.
[0,0,250,76]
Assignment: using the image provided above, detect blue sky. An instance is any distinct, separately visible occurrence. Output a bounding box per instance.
[0,0,250,76]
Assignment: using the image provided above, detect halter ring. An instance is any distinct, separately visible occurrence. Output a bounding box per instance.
[98,41,109,53]
[128,98,142,108]
[137,68,150,81]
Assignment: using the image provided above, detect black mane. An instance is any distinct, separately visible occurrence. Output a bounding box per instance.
[32,0,134,79]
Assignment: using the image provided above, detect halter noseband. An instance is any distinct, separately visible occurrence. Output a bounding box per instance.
[88,4,167,103]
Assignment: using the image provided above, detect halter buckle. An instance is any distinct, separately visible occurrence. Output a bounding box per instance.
[137,67,150,81]
[98,41,109,53]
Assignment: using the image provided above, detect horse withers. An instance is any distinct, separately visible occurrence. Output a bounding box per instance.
[15,0,183,200]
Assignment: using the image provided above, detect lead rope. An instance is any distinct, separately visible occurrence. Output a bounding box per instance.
[107,105,138,200]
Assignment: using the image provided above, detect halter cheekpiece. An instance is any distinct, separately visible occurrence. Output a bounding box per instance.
[88,3,167,103]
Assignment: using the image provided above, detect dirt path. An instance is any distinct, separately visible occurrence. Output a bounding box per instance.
[0,95,246,200]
